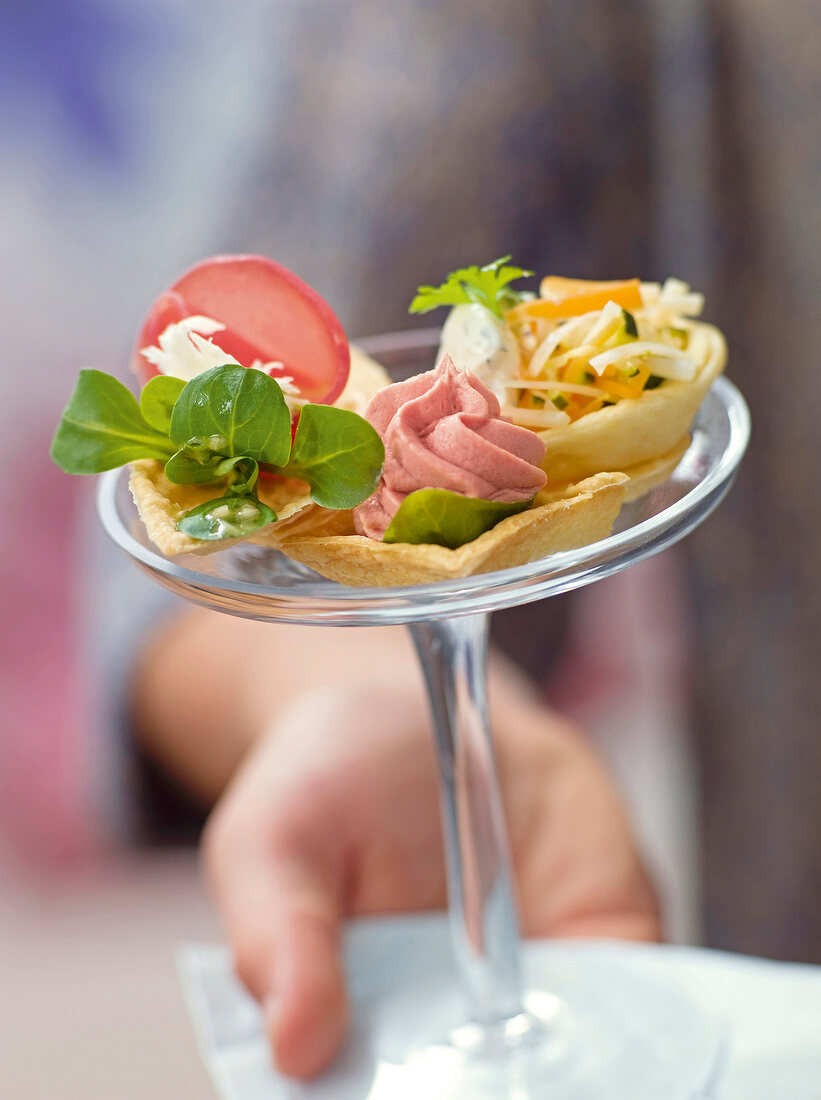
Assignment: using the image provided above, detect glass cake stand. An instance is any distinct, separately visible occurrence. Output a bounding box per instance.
[98,330,750,1099]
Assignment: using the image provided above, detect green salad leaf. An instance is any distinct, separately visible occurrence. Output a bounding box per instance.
[224,458,259,496]
[52,362,386,544]
[409,257,532,320]
[164,447,238,485]
[283,403,385,509]
[169,364,291,467]
[383,489,533,550]
[140,375,186,433]
[51,369,176,473]
[177,494,276,540]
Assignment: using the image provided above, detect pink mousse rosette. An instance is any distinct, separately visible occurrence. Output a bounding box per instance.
[353,355,547,540]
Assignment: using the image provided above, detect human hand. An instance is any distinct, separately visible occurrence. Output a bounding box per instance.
[203,678,659,1080]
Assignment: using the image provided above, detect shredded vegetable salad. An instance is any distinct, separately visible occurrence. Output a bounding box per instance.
[500,277,705,428]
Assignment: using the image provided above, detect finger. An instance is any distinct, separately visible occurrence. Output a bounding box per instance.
[208,835,348,1080]
[263,893,348,1080]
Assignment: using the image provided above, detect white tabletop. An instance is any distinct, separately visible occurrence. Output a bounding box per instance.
[180,913,821,1100]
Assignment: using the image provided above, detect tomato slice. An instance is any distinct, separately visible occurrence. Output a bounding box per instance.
[132,254,350,404]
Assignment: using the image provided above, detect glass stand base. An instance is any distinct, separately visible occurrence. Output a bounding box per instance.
[180,922,730,1100]
[359,947,724,1100]
[227,937,725,1100]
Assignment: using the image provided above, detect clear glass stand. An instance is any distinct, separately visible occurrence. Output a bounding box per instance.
[98,331,749,1098]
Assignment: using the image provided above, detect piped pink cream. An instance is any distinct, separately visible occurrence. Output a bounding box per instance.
[353,355,547,540]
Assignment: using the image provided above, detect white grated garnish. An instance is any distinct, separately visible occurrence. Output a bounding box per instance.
[525,327,565,378]
[141,317,304,409]
[640,354,699,381]
[141,316,241,381]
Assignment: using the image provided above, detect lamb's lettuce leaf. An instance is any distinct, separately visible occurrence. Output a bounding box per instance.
[51,370,176,473]
[283,403,384,509]
[383,489,533,549]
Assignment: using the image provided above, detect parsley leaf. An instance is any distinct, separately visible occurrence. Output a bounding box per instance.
[409,256,533,319]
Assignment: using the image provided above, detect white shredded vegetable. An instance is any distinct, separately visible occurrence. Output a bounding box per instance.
[639,278,703,329]
[504,379,603,397]
[582,300,624,346]
[588,341,697,380]
[503,404,571,428]
[544,344,601,371]
[524,311,601,377]
[480,277,706,426]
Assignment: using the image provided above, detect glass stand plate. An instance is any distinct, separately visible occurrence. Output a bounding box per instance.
[103,331,749,1100]
[98,375,749,627]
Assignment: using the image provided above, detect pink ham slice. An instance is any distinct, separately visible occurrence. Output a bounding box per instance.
[132,254,350,404]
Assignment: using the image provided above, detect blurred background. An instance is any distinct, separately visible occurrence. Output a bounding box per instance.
[1,1,819,1097]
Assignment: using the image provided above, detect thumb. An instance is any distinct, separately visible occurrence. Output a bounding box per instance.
[211,842,348,1080]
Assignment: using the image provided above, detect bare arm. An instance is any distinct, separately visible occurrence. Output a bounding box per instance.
[131,607,544,804]
[130,608,427,804]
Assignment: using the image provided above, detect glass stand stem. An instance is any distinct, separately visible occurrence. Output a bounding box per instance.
[410,612,523,1027]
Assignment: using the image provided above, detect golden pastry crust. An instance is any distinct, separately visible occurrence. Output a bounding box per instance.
[275,472,628,586]
[536,321,726,485]
[534,434,692,505]
[618,434,691,502]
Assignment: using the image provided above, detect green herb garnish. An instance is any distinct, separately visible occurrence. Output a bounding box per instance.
[140,375,186,433]
[177,494,277,541]
[51,370,176,473]
[170,365,291,468]
[164,447,239,486]
[52,364,385,543]
[383,489,533,550]
[282,404,386,510]
[409,256,532,320]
